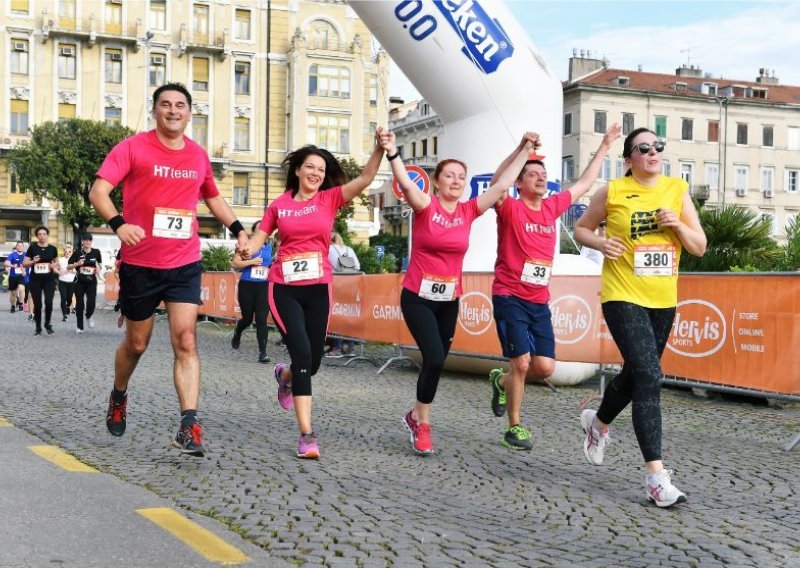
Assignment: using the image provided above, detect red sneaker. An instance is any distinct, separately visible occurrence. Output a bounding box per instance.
[401,411,434,455]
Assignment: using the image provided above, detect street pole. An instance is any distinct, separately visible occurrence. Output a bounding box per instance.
[721,97,728,208]
[713,96,729,209]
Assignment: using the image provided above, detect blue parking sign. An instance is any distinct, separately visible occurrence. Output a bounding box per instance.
[375,245,385,260]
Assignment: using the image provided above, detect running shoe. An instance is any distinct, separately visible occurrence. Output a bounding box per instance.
[231,332,241,350]
[45,326,54,336]
[10,306,15,313]
[106,393,127,437]
[502,424,533,451]
[273,363,293,410]
[62,315,68,322]
[580,408,610,466]
[75,328,84,335]
[402,411,433,455]
[87,317,95,329]
[258,352,271,364]
[324,349,343,359]
[489,368,507,417]
[297,432,320,459]
[17,302,23,311]
[172,422,206,457]
[34,329,42,336]
[646,469,687,508]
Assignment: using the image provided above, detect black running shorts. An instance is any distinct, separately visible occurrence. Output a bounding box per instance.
[119,261,202,321]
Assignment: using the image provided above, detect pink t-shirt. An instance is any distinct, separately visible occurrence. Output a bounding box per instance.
[261,187,346,286]
[403,198,482,300]
[492,191,572,303]
[96,130,219,269]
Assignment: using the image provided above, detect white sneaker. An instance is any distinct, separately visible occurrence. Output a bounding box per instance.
[646,469,687,508]
[75,328,84,335]
[88,317,95,329]
[580,408,610,466]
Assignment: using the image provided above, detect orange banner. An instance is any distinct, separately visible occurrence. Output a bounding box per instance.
[105,272,800,396]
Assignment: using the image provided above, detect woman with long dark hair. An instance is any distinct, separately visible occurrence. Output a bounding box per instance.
[243,128,387,458]
[574,127,707,507]
[22,225,60,336]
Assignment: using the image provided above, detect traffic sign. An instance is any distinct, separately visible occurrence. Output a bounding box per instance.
[391,165,430,201]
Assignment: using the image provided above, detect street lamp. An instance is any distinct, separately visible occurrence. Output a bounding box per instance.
[712,96,729,207]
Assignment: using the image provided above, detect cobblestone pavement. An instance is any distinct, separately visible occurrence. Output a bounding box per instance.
[1,309,799,567]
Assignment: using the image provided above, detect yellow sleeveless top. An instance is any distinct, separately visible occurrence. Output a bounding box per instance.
[601,175,687,308]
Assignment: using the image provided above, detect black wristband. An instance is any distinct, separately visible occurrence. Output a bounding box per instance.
[108,215,126,232]
[228,220,245,237]
[386,151,400,161]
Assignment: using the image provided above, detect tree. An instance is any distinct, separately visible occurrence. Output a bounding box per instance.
[8,119,135,241]
[334,156,371,242]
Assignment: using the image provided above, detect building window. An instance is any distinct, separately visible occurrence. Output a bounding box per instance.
[563,112,572,136]
[6,226,30,241]
[601,156,611,180]
[149,0,166,30]
[104,48,122,83]
[762,125,774,148]
[594,111,607,134]
[411,141,416,158]
[234,62,250,95]
[421,139,428,157]
[662,159,671,177]
[235,9,251,40]
[369,75,378,107]
[104,0,122,35]
[736,123,748,145]
[654,116,667,139]
[680,163,693,186]
[788,127,800,151]
[59,0,77,29]
[58,44,77,79]
[10,40,29,75]
[11,0,29,14]
[681,119,693,141]
[192,57,209,91]
[735,166,748,192]
[10,99,29,134]
[58,103,76,120]
[307,114,349,153]
[192,114,208,148]
[149,54,166,87]
[616,158,624,179]
[309,19,339,49]
[234,117,250,151]
[761,167,774,193]
[562,156,575,181]
[708,120,719,143]
[786,169,800,193]
[233,172,249,205]
[308,64,350,98]
[193,3,209,44]
[705,163,719,190]
[622,113,635,136]
[433,136,438,155]
[105,107,121,125]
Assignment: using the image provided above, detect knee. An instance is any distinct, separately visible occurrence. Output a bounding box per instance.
[530,358,555,379]
[173,329,197,355]
[124,336,150,357]
[510,354,530,376]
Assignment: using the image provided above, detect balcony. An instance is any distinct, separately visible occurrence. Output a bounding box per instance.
[178,24,229,60]
[40,10,143,50]
[405,155,438,169]
[382,205,407,227]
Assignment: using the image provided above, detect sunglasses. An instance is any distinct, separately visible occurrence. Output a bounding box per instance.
[632,141,666,155]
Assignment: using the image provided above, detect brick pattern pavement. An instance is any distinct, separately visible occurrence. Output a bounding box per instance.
[1,310,799,567]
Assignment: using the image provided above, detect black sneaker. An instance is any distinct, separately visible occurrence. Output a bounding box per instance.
[10,306,15,313]
[106,394,127,437]
[258,352,271,363]
[231,332,241,350]
[172,422,205,457]
[34,329,42,336]
[62,315,68,322]
[17,302,23,311]
[502,425,533,451]
[489,368,507,417]
[45,326,54,335]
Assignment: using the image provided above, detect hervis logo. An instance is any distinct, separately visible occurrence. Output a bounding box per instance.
[219,278,227,304]
[668,299,726,358]
[458,291,494,335]
[200,285,210,302]
[550,295,592,345]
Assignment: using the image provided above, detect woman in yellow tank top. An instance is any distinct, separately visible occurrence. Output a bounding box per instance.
[574,127,707,508]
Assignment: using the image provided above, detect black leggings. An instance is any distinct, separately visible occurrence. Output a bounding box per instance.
[29,277,56,330]
[235,280,269,353]
[269,283,329,397]
[58,280,74,317]
[597,301,676,463]
[400,288,459,405]
[74,280,97,329]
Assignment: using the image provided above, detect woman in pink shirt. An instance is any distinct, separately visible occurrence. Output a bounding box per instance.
[382,131,538,455]
[244,128,387,459]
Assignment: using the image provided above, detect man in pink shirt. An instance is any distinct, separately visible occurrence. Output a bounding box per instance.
[90,83,249,457]
[488,124,621,450]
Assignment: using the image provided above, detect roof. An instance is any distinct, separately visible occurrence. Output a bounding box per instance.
[565,67,800,106]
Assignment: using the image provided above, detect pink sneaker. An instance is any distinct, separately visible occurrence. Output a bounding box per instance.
[402,411,434,455]
[273,363,293,410]
[297,432,320,459]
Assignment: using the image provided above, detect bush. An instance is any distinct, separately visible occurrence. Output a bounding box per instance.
[200,245,233,272]
[352,243,398,274]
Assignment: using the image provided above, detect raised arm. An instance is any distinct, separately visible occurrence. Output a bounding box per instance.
[477,132,538,213]
[566,123,622,204]
[341,127,387,203]
[380,130,431,213]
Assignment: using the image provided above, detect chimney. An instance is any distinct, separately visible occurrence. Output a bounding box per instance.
[756,67,780,85]
[568,49,607,82]
[675,64,703,78]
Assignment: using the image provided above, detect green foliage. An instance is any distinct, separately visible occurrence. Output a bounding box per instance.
[680,205,783,272]
[774,215,800,271]
[334,156,371,241]
[352,242,398,274]
[7,119,135,241]
[200,245,233,272]
[369,232,408,265]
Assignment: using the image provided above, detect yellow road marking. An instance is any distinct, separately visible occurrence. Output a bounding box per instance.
[28,445,98,472]
[0,416,11,426]
[137,508,250,566]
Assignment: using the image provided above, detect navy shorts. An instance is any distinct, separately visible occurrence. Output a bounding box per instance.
[492,295,555,359]
[119,261,202,321]
[8,274,24,291]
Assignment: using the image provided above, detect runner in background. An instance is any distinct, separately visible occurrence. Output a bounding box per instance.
[57,244,76,322]
[69,233,102,334]
[574,127,706,507]
[22,226,60,336]
[383,130,538,456]
[230,221,272,364]
[487,124,622,451]
[242,127,387,459]
[4,241,26,313]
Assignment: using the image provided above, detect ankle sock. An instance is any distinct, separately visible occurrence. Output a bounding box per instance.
[111,388,127,404]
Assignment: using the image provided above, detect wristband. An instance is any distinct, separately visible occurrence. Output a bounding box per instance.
[108,215,126,232]
[228,220,245,237]
[386,151,400,161]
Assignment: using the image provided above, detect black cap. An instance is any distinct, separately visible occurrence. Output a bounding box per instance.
[81,233,93,241]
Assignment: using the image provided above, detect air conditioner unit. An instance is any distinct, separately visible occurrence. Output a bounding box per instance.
[736,188,747,197]
[764,188,774,198]
[12,42,28,52]
[59,47,75,56]
[151,55,165,65]
[110,53,123,61]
